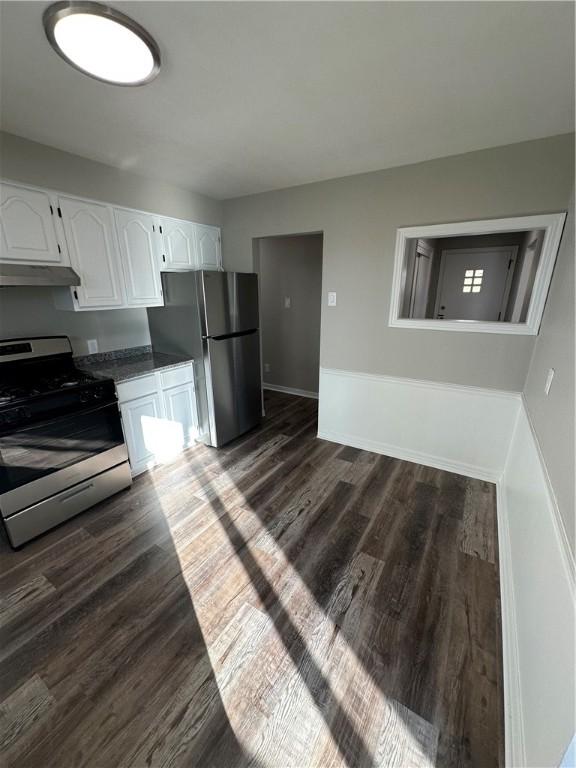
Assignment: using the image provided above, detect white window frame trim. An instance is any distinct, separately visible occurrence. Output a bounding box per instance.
[388,212,567,335]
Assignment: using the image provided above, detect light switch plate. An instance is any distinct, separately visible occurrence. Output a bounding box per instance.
[328,291,337,307]
[284,296,291,309]
[87,339,99,355]
[545,367,555,395]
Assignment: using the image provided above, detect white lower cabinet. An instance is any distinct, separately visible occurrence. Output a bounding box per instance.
[163,383,197,451]
[117,363,197,476]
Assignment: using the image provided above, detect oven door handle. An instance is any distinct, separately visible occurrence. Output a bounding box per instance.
[5,400,118,434]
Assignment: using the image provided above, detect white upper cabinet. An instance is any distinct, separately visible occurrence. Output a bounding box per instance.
[160,217,198,270]
[196,224,222,270]
[0,182,67,264]
[114,208,163,306]
[59,197,124,309]
[0,178,223,309]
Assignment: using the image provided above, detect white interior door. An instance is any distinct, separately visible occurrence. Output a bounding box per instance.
[59,197,124,308]
[196,224,221,270]
[435,247,517,321]
[115,209,163,306]
[1,183,64,264]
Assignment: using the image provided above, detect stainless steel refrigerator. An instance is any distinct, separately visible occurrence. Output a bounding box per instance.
[147,271,261,448]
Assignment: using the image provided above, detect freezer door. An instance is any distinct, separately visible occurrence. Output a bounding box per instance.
[200,271,259,337]
[204,330,261,447]
[234,273,259,332]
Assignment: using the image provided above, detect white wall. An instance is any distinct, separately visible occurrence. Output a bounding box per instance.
[0,132,223,355]
[257,235,323,395]
[223,134,574,391]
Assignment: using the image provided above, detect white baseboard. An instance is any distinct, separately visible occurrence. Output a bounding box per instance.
[263,383,318,400]
[318,427,500,481]
[318,367,520,481]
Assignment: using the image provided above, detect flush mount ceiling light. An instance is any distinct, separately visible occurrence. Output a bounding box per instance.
[43,1,160,86]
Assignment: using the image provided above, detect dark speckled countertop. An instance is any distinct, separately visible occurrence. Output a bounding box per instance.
[75,345,194,384]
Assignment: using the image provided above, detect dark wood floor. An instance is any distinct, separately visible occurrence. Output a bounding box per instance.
[0,390,504,768]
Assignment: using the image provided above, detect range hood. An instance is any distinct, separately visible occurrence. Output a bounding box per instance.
[0,264,81,287]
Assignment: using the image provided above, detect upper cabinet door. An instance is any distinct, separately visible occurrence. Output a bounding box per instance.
[160,217,198,270]
[0,182,66,264]
[196,224,222,270]
[114,209,163,306]
[59,197,124,309]
[160,218,198,270]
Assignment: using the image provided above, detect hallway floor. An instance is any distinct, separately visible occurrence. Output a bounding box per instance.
[0,390,504,767]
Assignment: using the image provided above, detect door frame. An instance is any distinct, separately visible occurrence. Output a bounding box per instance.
[433,245,518,321]
[408,238,434,318]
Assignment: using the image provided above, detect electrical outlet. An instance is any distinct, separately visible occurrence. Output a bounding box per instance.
[327,291,337,307]
[264,363,271,373]
[87,339,99,355]
[284,296,291,309]
[545,367,555,396]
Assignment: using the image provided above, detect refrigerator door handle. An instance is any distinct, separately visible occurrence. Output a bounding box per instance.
[209,329,258,341]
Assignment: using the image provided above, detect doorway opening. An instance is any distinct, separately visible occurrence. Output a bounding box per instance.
[253,233,323,402]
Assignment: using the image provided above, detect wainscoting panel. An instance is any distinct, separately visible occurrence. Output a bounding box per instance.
[317,367,520,481]
[499,403,575,768]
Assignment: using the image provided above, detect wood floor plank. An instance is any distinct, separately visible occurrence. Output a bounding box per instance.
[0,390,503,768]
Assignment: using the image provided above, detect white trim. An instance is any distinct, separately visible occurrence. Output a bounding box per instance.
[318,427,500,481]
[496,478,527,768]
[263,382,318,400]
[389,212,567,335]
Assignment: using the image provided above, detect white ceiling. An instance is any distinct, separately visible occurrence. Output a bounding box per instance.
[0,1,574,200]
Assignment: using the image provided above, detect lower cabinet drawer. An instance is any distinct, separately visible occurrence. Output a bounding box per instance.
[117,373,157,402]
[159,363,194,389]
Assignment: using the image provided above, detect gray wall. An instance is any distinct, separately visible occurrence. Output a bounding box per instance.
[257,235,323,394]
[0,132,223,355]
[524,188,575,556]
[223,134,574,391]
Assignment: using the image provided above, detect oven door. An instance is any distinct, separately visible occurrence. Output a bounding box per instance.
[0,401,128,517]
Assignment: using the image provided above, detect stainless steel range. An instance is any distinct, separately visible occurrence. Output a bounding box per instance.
[0,336,132,547]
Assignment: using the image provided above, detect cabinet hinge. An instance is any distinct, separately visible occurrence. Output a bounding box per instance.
[57,207,63,218]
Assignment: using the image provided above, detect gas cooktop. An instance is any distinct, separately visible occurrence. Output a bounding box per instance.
[0,370,102,406]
